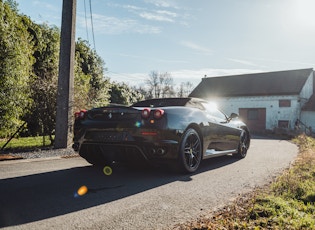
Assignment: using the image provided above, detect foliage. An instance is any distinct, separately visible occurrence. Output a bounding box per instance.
[24,21,60,142]
[109,82,144,105]
[3,0,18,12]
[0,1,34,137]
[74,39,110,110]
[250,196,315,229]
[0,2,110,139]
[74,61,91,111]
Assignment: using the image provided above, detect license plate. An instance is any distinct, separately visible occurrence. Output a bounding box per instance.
[86,131,124,142]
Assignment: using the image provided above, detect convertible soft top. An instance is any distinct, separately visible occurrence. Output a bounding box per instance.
[132,97,205,108]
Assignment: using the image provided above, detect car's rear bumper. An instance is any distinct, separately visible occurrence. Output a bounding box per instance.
[73,129,182,164]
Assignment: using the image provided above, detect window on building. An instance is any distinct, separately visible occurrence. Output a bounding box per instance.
[278,120,289,128]
[247,109,259,120]
[279,99,291,107]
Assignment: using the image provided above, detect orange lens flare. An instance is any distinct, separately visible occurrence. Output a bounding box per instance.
[75,185,88,197]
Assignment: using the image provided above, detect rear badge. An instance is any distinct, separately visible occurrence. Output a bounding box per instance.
[108,113,112,119]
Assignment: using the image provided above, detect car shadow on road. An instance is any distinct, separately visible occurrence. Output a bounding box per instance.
[0,155,240,227]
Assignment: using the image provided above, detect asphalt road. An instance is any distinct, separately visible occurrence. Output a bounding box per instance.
[0,136,298,230]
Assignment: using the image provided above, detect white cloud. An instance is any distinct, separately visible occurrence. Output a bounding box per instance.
[115,53,188,65]
[139,1,186,24]
[139,12,174,22]
[114,2,179,20]
[170,68,263,85]
[77,13,161,34]
[227,58,261,67]
[157,10,177,17]
[144,0,179,9]
[123,5,178,22]
[180,41,212,55]
[122,5,144,11]
[86,2,188,35]
[250,57,315,67]
[108,68,263,87]
[227,57,315,70]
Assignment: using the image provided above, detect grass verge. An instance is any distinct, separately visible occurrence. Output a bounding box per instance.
[0,136,52,151]
[175,135,315,229]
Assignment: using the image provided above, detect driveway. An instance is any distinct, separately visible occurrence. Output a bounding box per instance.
[0,136,298,229]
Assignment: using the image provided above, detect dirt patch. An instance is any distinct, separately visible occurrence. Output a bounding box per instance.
[0,154,24,161]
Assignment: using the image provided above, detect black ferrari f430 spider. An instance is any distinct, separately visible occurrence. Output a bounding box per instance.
[72,97,250,173]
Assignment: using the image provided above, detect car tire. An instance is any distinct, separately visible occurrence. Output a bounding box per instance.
[234,130,249,159]
[177,128,202,173]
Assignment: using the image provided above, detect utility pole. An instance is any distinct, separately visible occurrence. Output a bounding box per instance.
[54,0,77,149]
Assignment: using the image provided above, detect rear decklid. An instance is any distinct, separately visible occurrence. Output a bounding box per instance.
[75,104,167,130]
[87,105,140,121]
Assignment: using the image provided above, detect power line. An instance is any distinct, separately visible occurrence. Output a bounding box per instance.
[83,0,89,42]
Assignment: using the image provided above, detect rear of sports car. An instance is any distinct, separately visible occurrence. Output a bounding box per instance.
[72,105,181,166]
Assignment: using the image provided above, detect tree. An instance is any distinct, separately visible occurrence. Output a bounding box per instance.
[24,32,109,140]
[177,81,194,97]
[0,2,111,140]
[24,21,60,142]
[109,82,144,105]
[0,2,34,137]
[145,71,175,99]
[75,39,110,110]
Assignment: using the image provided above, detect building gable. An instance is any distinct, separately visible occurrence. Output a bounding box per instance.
[302,94,315,111]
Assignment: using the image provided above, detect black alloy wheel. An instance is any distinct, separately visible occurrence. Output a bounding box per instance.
[235,130,249,158]
[178,128,202,173]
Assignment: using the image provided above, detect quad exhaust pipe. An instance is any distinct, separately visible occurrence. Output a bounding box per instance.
[156,148,165,155]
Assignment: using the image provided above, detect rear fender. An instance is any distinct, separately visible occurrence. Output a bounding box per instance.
[183,123,204,159]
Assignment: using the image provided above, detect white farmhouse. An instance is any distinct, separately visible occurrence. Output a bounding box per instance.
[301,94,315,134]
[189,68,314,134]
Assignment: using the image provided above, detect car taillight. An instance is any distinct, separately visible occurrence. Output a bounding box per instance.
[74,112,80,119]
[141,108,151,119]
[141,131,157,136]
[75,109,87,120]
[80,110,87,119]
[153,109,164,119]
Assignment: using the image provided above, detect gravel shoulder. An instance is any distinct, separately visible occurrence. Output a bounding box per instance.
[0,147,79,161]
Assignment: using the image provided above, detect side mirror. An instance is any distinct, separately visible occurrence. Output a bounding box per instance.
[229,113,239,120]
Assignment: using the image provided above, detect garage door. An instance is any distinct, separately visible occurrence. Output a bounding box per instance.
[239,108,266,133]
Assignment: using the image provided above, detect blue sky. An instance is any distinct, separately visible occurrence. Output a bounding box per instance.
[15,0,315,87]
